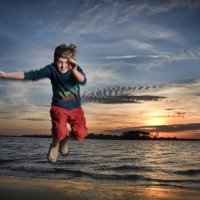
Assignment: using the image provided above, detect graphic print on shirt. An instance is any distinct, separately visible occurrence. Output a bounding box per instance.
[59,85,79,102]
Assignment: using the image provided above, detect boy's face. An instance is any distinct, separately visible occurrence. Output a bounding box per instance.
[55,57,70,73]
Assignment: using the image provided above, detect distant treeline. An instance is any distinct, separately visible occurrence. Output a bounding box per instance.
[20,134,51,138]
[85,130,179,140]
[18,130,200,140]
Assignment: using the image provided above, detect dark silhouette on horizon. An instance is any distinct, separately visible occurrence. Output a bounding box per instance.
[85,130,179,140]
[2,130,199,140]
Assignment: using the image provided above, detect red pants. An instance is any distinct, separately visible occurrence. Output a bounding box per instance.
[50,105,88,141]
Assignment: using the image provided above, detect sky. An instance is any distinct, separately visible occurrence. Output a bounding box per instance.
[0,0,200,139]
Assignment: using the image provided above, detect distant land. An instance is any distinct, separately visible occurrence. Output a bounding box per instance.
[1,130,200,140]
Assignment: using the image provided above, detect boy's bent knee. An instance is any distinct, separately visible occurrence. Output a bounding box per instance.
[71,130,88,142]
[76,136,85,142]
[52,126,69,141]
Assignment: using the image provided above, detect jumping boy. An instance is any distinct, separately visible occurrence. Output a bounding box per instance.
[0,43,88,163]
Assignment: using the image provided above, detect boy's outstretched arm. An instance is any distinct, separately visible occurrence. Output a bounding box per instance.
[0,71,24,79]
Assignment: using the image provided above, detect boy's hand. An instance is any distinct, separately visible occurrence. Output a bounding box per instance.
[0,71,7,78]
[68,58,77,71]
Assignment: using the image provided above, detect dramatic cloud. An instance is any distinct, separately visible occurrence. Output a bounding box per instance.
[105,123,200,134]
[82,86,166,104]
[147,123,200,132]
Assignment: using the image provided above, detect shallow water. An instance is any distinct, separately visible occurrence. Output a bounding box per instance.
[0,136,200,189]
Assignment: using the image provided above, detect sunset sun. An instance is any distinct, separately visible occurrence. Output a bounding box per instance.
[146,118,166,126]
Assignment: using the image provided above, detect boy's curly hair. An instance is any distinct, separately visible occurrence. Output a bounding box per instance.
[54,43,78,63]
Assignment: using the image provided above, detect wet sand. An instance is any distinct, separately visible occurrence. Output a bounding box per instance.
[0,176,200,200]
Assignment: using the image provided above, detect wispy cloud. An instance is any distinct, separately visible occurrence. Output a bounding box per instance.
[64,1,194,34]
[100,0,200,26]
[19,118,49,121]
[123,39,156,52]
[105,55,137,59]
[157,0,200,11]
[64,1,118,34]
[137,48,200,70]
[124,0,200,14]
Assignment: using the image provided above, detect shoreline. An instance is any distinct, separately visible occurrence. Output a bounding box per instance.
[1,134,200,141]
[1,176,200,200]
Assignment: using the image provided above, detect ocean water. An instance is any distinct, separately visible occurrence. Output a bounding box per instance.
[0,136,200,189]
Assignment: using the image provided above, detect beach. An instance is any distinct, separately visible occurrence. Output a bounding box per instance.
[1,176,200,200]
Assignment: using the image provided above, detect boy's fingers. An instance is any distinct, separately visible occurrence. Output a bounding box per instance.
[0,72,7,78]
[69,58,76,63]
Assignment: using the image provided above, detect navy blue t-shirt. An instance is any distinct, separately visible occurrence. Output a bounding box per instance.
[24,64,87,110]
